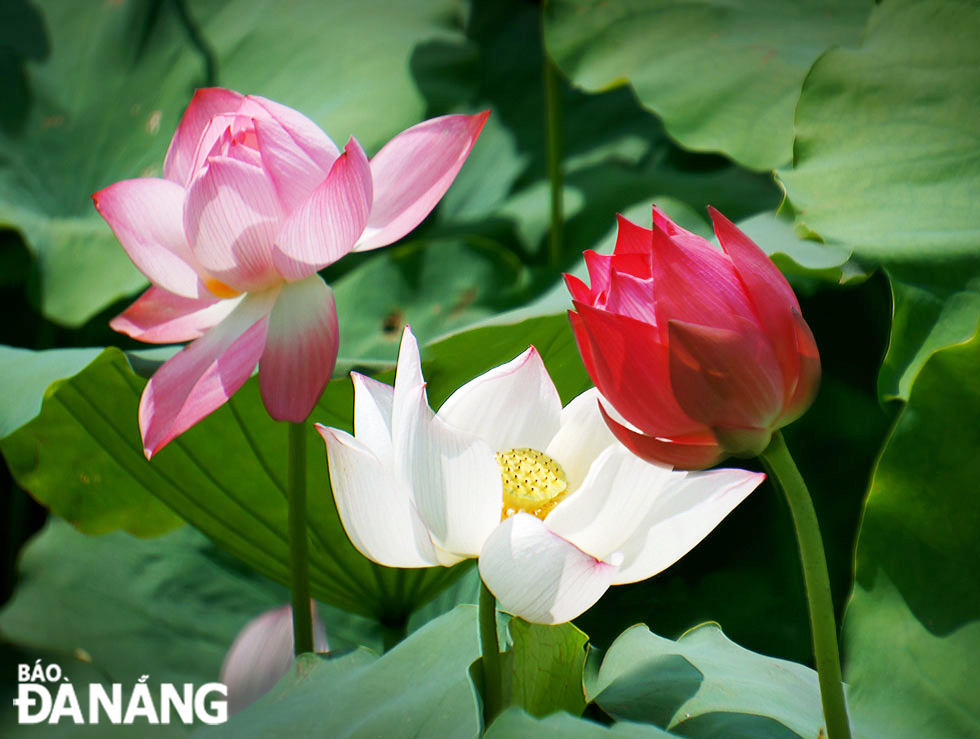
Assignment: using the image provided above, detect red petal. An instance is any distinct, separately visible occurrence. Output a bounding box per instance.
[613,213,653,255]
[648,217,757,335]
[667,318,784,430]
[775,310,821,426]
[600,404,724,470]
[564,273,593,304]
[708,206,808,395]
[573,302,703,437]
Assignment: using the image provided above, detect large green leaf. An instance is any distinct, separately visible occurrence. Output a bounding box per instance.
[0,347,461,619]
[0,0,462,327]
[198,605,481,738]
[591,624,825,738]
[0,348,184,537]
[0,345,102,437]
[0,516,393,736]
[0,517,285,686]
[487,708,678,738]
[779,0,980,398]
[422,0,781,269]
[843,325,980,738]
[543,0,871,171]
[0,315,587,622]
[0,0,199,326]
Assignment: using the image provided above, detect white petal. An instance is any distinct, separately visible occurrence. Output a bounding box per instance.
[390,325,425,452]
[397,383,502,558]
[545,445,674,561]
[545,388,618,490]
[479,513,621,624]
[437,347,561,452]
[611,468,765,585]
[317,425,438,568]
[351,372,395,466]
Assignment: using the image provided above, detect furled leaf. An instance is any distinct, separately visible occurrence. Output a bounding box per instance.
[508,620,588,718]
[591,624,824,737]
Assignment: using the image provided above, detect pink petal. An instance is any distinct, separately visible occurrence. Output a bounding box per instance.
[273,137,373,281]
[667,318,784,436]
[110,286,239,344]
[251,115,330,214]
[183,156,283,292]
[258,276,339,422]
[220,603,329,714]
[599,404,724,471]
[242,95,340,173]
[163,87,245,185]
[709,206,806,394]
[573,302,704,437]
[353,111,489,251]
[93,178,207,298]
[479,513,621,625]
[139,291,277,458]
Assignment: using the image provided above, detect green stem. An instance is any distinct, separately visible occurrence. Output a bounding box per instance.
[543,52,564,270]
[287,421,314,656]
[760,431,851,739]
[479,581,503,729]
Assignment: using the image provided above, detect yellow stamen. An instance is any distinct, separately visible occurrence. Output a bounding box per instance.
[496,448,568,521]
[205,277,242,299]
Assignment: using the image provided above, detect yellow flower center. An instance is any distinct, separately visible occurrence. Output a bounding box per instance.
[204,277,242,299]
[496,448,568,521]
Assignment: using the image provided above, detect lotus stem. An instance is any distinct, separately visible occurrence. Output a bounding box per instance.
[288,421,314,656]
[760,431,851,739]
[479,580,504,729]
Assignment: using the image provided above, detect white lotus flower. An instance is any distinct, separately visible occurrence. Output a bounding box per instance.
[316,327,764,624]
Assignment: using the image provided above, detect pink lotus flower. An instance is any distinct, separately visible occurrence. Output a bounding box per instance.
[219,603,329,714]
[566,205,821,470]
[93,88,487,457]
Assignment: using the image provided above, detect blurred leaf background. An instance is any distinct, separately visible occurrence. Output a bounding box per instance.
[0,0,976,736]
